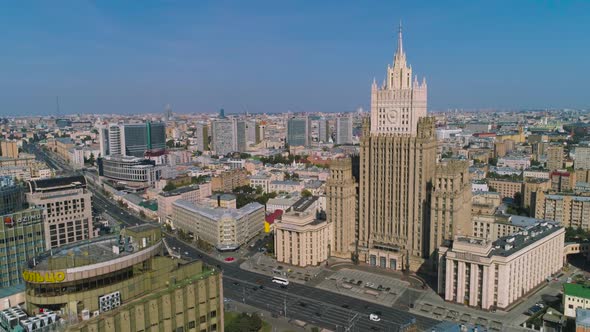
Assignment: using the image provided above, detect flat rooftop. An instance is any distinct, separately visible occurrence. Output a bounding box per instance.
[29,236,141,271]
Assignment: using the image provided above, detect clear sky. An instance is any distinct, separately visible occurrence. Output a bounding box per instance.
[1,1,588,116]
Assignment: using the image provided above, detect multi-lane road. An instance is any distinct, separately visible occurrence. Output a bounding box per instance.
[27,144,439,332]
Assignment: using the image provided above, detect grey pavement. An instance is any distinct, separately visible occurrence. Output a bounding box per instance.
[241,252,325,284]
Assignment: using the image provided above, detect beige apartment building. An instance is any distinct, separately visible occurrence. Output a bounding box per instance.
[0,140,18,158]
[210,169,249,193]
[430,159,472,257]
[547,145,565,171]
[471,191,501,216]
[523,178,551,215]
[26,175,94,249]
[275,210,332,267]
[172,200,264,250]
[157,183,210,224]
[325,158,357,259]
[487,179,523,200]
[438,222,564,310]
[550,170,576,192]
[535,192,590,230]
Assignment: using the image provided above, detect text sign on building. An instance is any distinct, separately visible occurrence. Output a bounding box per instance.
[22,271,66,283]
[3,213,42,228]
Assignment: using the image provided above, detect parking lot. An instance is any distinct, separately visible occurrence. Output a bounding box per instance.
[316,269,410,306]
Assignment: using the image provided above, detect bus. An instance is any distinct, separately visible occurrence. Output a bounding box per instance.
[271,276,289,286]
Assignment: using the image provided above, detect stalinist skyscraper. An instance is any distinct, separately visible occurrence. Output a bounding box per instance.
[358,24,437,272]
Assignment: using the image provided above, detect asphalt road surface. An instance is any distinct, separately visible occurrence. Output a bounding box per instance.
[30,144,439,332]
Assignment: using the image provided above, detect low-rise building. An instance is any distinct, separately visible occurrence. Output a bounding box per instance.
[98,155,162,190]
[438,222,564,310]
[172,200,264,251]
[210,169,249,193]
[249,173,272,193]
[488,179,523,200]
[275,210,331,267]
[269,180,304,193]
[564,284,590,317]
[497,156,531,170]
[157,184,209,224]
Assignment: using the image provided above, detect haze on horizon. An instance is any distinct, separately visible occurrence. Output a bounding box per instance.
[0,1,588,116]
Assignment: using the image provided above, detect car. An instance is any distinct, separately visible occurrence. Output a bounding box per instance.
[233,282,240,286]
[299,302,307,307]
[184,251,189,255]
[259,285,264,290]
[252,286,258,291]
[341,304,350,309]
[369,313,381,322]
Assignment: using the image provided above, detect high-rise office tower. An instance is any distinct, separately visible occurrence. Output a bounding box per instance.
[245,120,259,145]
[26,175,94,250]
[164,103,173,121]
[234,119,247,152]
[211,118,235,156]
[336,114,353,145]
[430,159,472,257]
[99,122,166,157]
[318,118,330,143]
[287,116,310,147]
[326,158,357,259]
[358,25,436,272]
[0,206,45,287]
[194,122,209,152]
[122,122,166,157]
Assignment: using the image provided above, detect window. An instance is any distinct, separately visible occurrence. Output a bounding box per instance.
[200,316,206,323]
[210,310,216,318]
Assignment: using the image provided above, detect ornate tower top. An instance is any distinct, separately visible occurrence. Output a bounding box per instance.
[370,23,428,135]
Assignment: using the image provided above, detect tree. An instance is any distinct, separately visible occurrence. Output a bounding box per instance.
[139,211,146,219]
[225,313,262,332]
[488,157,498,166]
[301,189,312,197]
[255,186,263,195]
[163,183,177,192]
[166,139,175,148]
[87,152,95,165]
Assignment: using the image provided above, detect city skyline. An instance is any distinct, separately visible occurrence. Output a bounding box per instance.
[1,1,589,116]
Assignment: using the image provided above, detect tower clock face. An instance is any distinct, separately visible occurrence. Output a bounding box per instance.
[387,109,398,124]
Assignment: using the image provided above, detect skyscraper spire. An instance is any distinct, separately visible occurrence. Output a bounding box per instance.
[397,20,403,56]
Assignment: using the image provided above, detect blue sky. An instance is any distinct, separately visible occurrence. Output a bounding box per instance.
[0,1,588,115]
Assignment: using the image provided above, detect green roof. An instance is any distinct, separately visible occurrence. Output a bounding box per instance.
[564,283,590,299]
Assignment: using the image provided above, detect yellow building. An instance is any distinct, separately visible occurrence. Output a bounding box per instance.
[21,224,223,332]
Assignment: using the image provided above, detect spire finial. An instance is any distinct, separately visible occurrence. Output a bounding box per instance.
[397,20,403,56]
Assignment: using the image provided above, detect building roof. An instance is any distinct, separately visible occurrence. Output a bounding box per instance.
[565,283,590,299]
[292,195,318,212]
[577,308,590,327]
[491,222,562,257]
[173,200,263,221]
[28,175,86,192]
[159,185,200,197]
